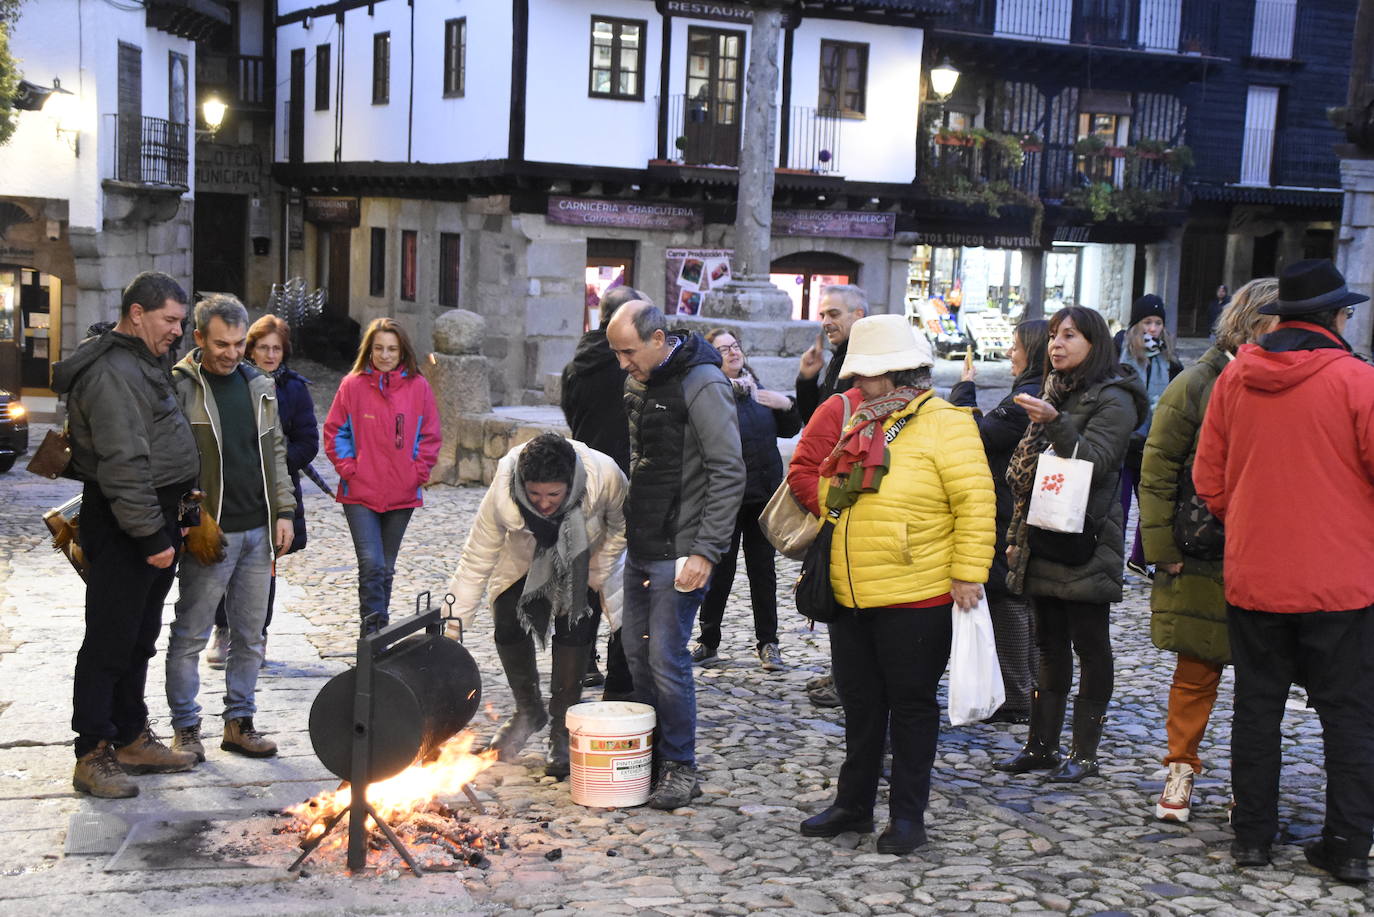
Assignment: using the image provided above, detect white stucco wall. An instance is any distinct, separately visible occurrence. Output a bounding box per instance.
[411,0,512,163]
[523,0,659,168]
[788,20,922,184]
[0,0,196,228]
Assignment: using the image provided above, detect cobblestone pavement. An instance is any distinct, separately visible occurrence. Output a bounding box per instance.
[0,352,1368,915]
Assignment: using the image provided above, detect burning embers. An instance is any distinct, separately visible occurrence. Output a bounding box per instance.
[287,731,500,873]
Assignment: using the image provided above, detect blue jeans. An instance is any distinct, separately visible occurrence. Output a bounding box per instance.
[622,554,707,766]
[166,526,272,728]
[342,504,414,625]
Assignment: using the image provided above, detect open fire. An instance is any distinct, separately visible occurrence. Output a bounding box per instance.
[286,730,504,872]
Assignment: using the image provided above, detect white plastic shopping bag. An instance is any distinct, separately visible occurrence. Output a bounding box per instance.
[1025,444,1093,534]
[947,595,1005,726]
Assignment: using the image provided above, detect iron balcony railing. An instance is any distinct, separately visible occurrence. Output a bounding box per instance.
[114,115,189,188]
[937,0,1219,55]
[659,95,842,173]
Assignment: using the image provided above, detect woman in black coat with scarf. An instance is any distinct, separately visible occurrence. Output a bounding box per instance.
[692,329,802,672]
[994,306,1147,783]
[948,319,1049,722]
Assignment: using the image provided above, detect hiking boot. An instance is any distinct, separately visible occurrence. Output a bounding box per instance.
[115,723,198,774]
[74,741,138,798]
[805,672,831,691]
[1155,762,1195,823]
[757,643,786,672]
[222,717,278,757]
[690,642,720,666]
[206,626,229,670]
[647,760,699,810]
[808,673,842,708]
[172,721,206,763]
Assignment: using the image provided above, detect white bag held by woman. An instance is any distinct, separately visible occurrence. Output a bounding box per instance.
[947,595,1005,726]
[1025,444,1093,535]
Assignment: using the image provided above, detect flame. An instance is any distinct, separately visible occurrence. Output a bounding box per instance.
[289,730,497,834]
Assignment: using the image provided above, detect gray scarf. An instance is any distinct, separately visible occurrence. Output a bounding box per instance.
[511,454,591,646]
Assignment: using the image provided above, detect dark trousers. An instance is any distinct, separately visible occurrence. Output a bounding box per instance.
[1032,597,1113,703]
[491,578,596,648]
[586,592,633,693]
[830,605,952,821]
[696,501,779,652]
[71,483,183,758]
[1119,460,1145,567]
[1228,604,1374,850]
[214,575,275,633]
[988,590,1037,712]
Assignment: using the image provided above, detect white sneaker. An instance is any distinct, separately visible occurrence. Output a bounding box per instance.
[1155,762,1194,823]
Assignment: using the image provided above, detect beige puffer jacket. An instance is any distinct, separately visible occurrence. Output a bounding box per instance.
[447,439,627,631]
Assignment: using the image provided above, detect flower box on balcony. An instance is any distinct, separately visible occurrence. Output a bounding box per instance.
[1105,146,1127,158]
[1021,143,1044,153]
[935,135,975,147]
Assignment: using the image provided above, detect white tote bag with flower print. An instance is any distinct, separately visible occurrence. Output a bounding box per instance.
[1025,445,1092,535]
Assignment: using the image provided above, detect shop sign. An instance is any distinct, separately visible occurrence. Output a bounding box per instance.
[910,230,1038,250]
[774,209,895,240]
[304,197,360,226]
[194,143,265,194]
[665,248,733,315]
[658,0,799,26]
[0,246,36,260]
[548,196,702,231]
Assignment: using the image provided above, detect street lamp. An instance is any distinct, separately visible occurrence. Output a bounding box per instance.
[202,96,228,135]
[930,57,961,101]
[43,78,80,155]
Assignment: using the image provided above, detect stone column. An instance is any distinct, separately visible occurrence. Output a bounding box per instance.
[1145,227,1184,332]
[1020,249,1045,320]
[699,1,794,322]
[1336,157,1374,354]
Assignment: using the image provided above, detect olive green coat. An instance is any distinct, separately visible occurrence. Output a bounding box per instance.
[1139,347,1229,665]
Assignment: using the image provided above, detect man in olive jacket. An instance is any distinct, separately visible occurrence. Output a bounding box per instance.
[166,294,295,762]
[53,272,203,798]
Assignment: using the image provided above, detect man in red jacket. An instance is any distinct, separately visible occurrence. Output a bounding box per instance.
[1194,260,1374,884]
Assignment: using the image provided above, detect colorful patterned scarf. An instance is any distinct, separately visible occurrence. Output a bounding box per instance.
[820,387,925,510]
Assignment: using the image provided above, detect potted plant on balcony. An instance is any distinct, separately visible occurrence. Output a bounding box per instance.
[1020,132,1043,153]
[1133,139,1167,160]
[935,127,976,147]
[1165,144,1194,172]
[1074,135,1108,156]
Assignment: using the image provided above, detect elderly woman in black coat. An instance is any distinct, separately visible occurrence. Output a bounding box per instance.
[690,329,801,672]
[948,320,1049,723]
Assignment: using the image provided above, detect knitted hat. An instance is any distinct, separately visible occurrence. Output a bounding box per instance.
[1129,294,1166,328]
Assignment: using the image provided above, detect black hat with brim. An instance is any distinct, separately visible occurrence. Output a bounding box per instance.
[1262,259,1370,315]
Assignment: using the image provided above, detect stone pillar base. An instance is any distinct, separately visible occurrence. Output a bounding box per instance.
[699,277,795,322]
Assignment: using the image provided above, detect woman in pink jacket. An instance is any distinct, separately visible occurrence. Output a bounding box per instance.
[324,318,442,633]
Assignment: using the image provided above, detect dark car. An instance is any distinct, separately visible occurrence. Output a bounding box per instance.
[0,388,29,473]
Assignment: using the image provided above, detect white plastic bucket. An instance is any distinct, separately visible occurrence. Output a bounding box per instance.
[566,701,655,807]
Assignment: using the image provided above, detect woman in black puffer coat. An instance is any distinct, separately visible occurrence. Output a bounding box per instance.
[692,329,801,672]
[948,319,1048,723]
[995,306,1147,783]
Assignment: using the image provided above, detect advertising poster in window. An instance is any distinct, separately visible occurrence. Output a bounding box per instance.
[666,248,733,315]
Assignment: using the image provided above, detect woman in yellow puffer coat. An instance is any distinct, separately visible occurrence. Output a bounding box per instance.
[798,314,995,856]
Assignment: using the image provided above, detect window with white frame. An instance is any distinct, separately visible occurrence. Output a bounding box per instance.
[1251,0,1296,60]
[1239,85,1280,185]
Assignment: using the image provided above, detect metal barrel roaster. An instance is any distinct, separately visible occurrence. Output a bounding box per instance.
[308,608,483,783]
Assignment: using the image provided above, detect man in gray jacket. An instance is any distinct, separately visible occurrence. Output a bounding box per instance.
[53,271,202,798]
[606,302,744,808]
[166,294,295,762]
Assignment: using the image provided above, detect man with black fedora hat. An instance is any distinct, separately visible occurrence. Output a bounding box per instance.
[1195,259,1374,883]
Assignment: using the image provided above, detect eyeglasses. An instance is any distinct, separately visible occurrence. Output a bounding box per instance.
[714,343,742,355]
[1345,306,1357,318]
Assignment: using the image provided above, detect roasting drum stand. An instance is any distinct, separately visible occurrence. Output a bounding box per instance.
[290,592,482,877]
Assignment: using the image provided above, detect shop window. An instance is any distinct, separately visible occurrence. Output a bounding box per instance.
[819,40,867,118]
[372,32,390,105]
[589,17,645,101]
[439,233,461,307]
[400,230,417,301]
[769,252,860,321]
[369,227,386,296]
[585,238,636,330]
[315,44,331,111]
[444,18,465,98]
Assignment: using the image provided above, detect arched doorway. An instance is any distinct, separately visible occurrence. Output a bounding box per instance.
[769,251,860,320]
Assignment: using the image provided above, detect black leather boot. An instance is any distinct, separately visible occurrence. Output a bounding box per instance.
[545,641,591,779]
[1047,698,1107,783]
[994,689,1066,773]
[489,637,549,762]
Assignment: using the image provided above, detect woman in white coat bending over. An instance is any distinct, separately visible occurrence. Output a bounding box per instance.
[448,433,627,778]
